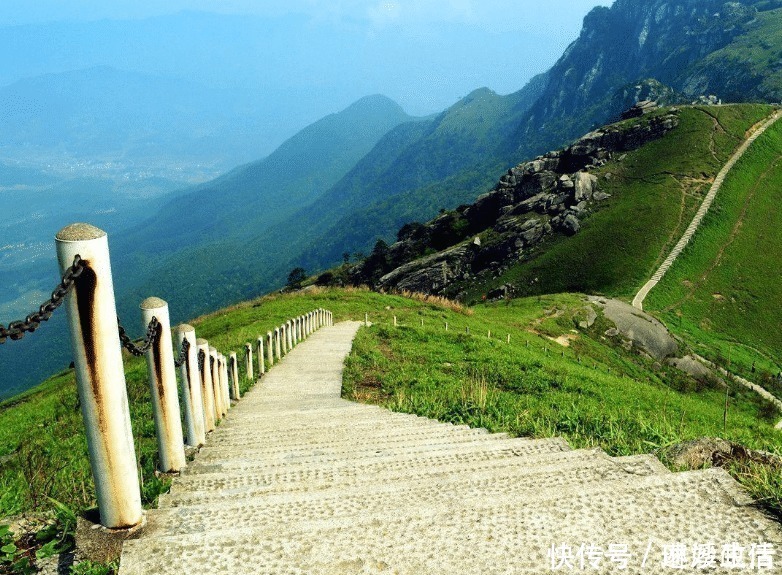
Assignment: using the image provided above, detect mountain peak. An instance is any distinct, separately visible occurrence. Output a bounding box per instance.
[342,94,408,118]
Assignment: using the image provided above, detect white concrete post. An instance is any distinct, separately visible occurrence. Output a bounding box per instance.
[217,352,227,412]
[266,331,274,367]
[256,336,265,375]
[221,353,232,406]
[55,223,142,529]
[140,297,186,473]
[175,325,206,448]
[219,353,230,413]
[282,324,289,354]
[230,352,240,399]
[209,346,223,419]
[244,343,253,381]
[274,328,282,360]
[299,316,305,340]
[307,312,313,335]
[196,339,216,432]
[286,320,293,350]
[291,319,298,346]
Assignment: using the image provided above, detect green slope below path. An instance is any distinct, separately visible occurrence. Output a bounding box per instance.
[646,114,782,382]
[632,108,782,309]
[460,105,774,303]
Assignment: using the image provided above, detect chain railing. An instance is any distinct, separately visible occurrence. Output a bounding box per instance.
[174,338,190,368]
[5,222,335,530]
[117,316,161,357]
[0,255,85,344]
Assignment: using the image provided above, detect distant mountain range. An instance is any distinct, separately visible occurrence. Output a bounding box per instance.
[6,0,782,395]
[0,65,287,171]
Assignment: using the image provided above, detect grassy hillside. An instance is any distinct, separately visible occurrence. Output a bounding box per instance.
[454,105,774,302]
[1,288,780,573]
[646,113,782,382]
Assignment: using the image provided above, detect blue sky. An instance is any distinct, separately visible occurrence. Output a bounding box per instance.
[2,1,614,117]
[4,1,613,29]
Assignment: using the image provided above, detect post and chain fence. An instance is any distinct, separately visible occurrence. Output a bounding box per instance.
[0,253,188,363]
[0,255,85,344]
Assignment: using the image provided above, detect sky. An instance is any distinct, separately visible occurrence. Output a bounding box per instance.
[4,1,613,29]
[1,0,614,118]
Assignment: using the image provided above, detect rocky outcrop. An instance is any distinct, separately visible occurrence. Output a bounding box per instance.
[367,110,679,296]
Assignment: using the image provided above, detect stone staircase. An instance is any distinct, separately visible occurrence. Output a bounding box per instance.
[119,321,782,574]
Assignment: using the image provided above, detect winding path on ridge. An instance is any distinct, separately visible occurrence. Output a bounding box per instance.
[632,108,782,310]
[119,321,782,574]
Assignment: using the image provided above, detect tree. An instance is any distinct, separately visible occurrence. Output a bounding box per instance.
[286,267,307,289]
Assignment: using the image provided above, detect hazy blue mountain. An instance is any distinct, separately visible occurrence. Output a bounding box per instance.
[0,66,280,170]
[118,78,548,323]
[114,94,414,260]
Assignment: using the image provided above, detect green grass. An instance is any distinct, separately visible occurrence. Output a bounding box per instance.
[646,113,782,382]
[455,105,775,303]
[341,292,782,518]
[1,287,781,571]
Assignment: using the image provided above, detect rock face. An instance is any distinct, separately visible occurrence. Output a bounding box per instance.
[504,0,780,164]
[588,297,679,360]
[359,110,679,296]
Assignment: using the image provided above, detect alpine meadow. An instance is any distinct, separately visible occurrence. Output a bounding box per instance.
[2,1,782,574]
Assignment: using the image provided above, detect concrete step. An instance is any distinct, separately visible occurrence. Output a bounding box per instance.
[211,409,477,435]
[152,452,665,533]
[167,446,621,504]
[120,469,782,575]
[193,430,524,464]
[181,436,571,478]
[202,423,502,451]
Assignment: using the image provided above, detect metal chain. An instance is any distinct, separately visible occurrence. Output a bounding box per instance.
[118,316,160,357]
[0,255,86,344]
[174,338,190,368]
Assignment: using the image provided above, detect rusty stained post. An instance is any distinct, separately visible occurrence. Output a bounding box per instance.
[55,223,142,529]
[274,328,282,360]
[244,343,253,381]
[208,346,223,420]
[140,298,186,473]
[230,352,241,399]
[266,331,274,367]
[281,324,288,354]
[286,320,293,350]
[297,316,304,340]
[220,353,231,409]
[291,319,298,347]
[196,339,216,432]
[256,336,265,375]
[175,325,206,447]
